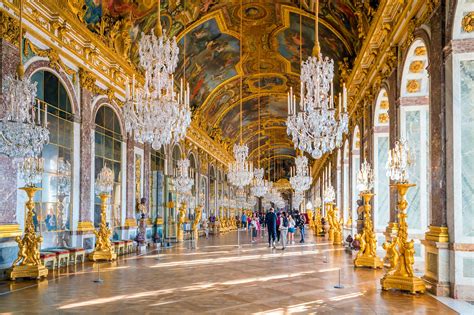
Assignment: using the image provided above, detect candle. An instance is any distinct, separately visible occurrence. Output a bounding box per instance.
[44,102,48,126]
[330,81,334,109]
[125,77,130,99]
[343,83,347,111]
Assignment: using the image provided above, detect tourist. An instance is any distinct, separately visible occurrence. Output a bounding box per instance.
[276,212,281,243]
[250,214,258,242]
[241,213,247,229]
[265,208,277,248]
[256,214,262,237]
[202,218,209,239]
[279,212,289,250]
[297,212,306,243]
[288,214,296,244]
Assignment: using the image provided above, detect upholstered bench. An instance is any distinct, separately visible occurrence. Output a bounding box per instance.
[40,252,57,269]
[124,240,134,254]
[113,241,125,256]
[48,249,69,267]
[67,247,85,264]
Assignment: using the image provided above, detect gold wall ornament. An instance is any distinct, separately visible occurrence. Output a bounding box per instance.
[23,39,76,78]
[354,192,383,269]
[177,202,186,242]
[409,60,425,73]
[378,113,389,124]
[381,183,426,294]
[414,46,427,56]
[9,187,48,280]
[332,206,344,245]
[89,193,117,261]
[406,80,421,93]
[462,12,474,33]
[0,11,21,46]
[380,100,389,110]
[326,203,335,242]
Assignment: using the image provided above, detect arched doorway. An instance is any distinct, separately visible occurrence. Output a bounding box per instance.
[351,126,361,233]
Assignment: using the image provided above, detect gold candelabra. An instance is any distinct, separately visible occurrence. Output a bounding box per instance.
[332,206,343,245]
[354,192,383,269]
[307,210,315,232]
[326,202,335,241]
[192,205,202,240]
[177,202,186,242]
[89,193,117,261]
[381,183,425,293]
[314,207,324,236]
[9,187,48,280]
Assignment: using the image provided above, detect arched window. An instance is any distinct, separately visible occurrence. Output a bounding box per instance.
[209,166,216,215]
[400,39,430,233]
[188,153,197,208]
[151,148,165,222]
[373,89,390,231]
[94,105,122,229]
[31,70,74,239]
[351,126,361,229]
[336,148,342,213]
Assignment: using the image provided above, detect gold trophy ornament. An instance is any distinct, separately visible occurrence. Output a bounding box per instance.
[354,160,383,269]
[381,140,425,294]
[89,165,117,261]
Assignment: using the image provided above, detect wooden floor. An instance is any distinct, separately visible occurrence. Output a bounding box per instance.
[0,231,456,314]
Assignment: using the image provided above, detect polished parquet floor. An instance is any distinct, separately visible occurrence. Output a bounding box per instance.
[0,230,456,314]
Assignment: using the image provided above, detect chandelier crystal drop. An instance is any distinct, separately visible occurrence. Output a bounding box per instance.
[357,159,375,193]
[251,168,272,198]
[228,144,254,188]
[386,139,413,183]
[124,21,191,150]
[0,76,50,159]
[173,158,194,195]
[289,155,312,193]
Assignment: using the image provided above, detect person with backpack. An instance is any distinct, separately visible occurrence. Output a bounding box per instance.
[276,212,281,243]
[265,208,277,248]
[297,212,307,243]
[288,214,296,244]
[279,212,289,250]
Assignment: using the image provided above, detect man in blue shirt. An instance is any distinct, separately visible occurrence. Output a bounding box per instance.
[241,213,247,229]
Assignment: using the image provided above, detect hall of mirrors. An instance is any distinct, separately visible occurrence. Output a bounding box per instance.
[0,0,473,313]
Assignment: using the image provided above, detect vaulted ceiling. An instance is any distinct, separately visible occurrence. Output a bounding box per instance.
[76,0,378,176]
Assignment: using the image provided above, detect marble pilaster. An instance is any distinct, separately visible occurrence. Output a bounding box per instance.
[124,136,136,228]
[0,39,20,230]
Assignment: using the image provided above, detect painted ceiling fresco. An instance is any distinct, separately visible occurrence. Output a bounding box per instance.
[70,0,378,167]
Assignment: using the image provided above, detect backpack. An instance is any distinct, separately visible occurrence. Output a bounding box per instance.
[283,217,289,228]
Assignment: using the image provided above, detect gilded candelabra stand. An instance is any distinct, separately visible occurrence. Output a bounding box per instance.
[177,202,186,242]
[381,183,425,293]
[314,207,324,236]
[192,205,202,241]
[89,192,117,261]
[9,187,48,280]
[307,210,315,232]
[332,206,344,245]
[326,202,335,242]
[354,192,383,269]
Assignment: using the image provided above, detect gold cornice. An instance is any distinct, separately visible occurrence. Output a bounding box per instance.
[186,122,233,166]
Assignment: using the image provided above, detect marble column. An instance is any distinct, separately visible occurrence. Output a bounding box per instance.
[0,39,21,237]
[143,144,151,221]
[77,87,94,231]
[124,136,136,228]
[421,3,450,296]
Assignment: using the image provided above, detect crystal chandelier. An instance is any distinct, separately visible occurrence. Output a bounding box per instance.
[292,191,304,209]
[357,159,375,193]
[18,157,44,187]
[323,184,336,203]
[95,164,114,195]
[124,0,190,150]
[286,0,348,159]
[386,139,413,183]
[290,155,312,193]
[251,168,272,198]
[173,158,194,195]
[0,1,49,159]
[55,157,71,195]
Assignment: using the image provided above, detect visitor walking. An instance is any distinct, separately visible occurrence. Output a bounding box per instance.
[279,212,289,250]
[276,212,281,243]
[296,212,306,243]
[241,213,247,229]
[202,219,209,239]
[265,208,277,248]
[250,214,258,242]
[288,214,296,244]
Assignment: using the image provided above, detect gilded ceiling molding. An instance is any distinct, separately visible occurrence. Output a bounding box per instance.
[0,10,20,46]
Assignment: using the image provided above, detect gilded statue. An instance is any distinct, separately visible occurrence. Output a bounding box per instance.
[314,207,324,236]
[383,240,399,272]
[307,211,315,232]
[192,206,203,240]
[332,207,344,245]
[177,203,187,242]
[354,193,383,268]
